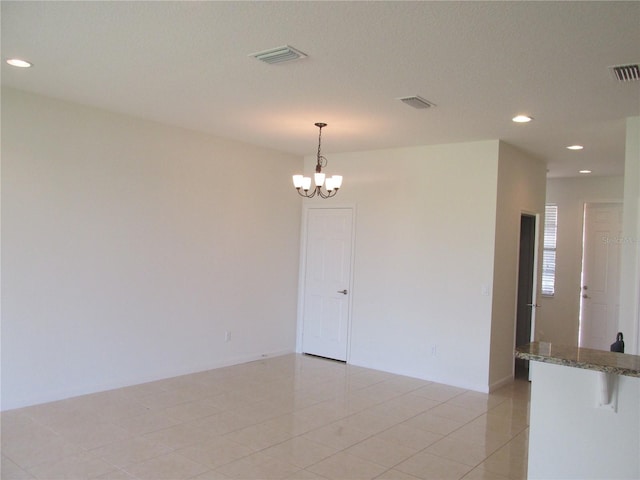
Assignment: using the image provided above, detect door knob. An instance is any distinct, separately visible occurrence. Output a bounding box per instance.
[338,289,348,295]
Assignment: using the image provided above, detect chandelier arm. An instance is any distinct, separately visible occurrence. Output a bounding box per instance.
[317,187,338,199]
[297,187,317,198]
[297,186,338,199]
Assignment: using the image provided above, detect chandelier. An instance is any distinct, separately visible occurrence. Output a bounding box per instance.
[292,123,342,198]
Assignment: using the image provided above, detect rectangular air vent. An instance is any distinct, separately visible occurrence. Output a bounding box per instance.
[250,45,307,65]
[609,64,640,82]
[398,96,436,109]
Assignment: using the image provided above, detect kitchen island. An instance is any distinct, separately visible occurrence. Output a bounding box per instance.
[516,342,640,480]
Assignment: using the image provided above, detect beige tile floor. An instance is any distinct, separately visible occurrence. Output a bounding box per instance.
[1,354,530,480]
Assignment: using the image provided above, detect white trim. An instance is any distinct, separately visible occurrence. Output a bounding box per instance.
[583,199,624,205]
[489,374,516,392]
[348,359,492,393]
[1,349,295,411]
[295,203,357,362]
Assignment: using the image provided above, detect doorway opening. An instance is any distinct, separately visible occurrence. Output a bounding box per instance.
[515,214,537,379]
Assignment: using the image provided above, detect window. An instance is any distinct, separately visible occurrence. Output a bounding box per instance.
[542,204,558,296]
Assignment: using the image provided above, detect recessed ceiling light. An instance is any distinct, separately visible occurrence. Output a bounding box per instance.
[579,170,592,174]
[6,58,32,68]
[512,115,533,123]
[567,145,584,150]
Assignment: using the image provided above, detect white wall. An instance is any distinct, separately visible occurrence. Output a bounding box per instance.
[618,117,640,355]
[620,116,640,355]
[540,176,624,346]
[1,88,302,410]
[301,141,500,391]
[300,141,545,391]
[489,142,547,388]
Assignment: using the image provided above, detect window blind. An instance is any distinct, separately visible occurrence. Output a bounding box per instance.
[542,204,558,296]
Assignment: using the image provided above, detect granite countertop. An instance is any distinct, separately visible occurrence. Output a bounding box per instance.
[516,342,640,377]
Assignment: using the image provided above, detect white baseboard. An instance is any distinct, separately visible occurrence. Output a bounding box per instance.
[2,348,296,412]
[489,374,515,392]
[347,358,492,394]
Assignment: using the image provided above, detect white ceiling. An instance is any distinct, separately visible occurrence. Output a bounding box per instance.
[2,1,639,177]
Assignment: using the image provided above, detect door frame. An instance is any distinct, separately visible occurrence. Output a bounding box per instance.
[513,210,541,377]
[295,203,357,361]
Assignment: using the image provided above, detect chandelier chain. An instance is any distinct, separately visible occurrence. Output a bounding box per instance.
[317,124,327,168]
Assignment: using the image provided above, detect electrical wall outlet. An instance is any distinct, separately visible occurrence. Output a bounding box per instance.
[224,331,231,342]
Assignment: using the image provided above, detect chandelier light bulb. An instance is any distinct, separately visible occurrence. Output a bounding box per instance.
[325,177,335,192]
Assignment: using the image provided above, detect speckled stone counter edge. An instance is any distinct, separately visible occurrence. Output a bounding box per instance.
[516,342,640,378]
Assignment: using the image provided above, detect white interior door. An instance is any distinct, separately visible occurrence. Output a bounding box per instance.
[301,208,353,361]
[580,202,622,350]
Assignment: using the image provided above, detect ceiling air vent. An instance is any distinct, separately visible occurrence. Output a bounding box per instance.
[250,45,307,65]
[398,96,436,109]
[609,64,640,82]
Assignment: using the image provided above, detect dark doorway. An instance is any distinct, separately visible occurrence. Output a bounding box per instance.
[515,214,536,379]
